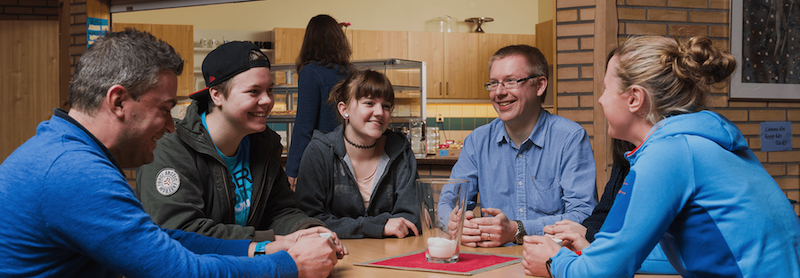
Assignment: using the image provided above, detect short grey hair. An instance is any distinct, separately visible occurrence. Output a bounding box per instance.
[68,28,184,114]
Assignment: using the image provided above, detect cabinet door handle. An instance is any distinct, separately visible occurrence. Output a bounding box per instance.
[439,82,443,96]
[446,82,449,96]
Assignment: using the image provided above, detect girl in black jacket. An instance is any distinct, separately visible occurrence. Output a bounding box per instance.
[295,70,421,239]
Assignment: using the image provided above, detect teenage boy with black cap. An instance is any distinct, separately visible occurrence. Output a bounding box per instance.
[136,41,347,263]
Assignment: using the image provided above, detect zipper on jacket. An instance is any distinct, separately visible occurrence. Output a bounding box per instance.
[246,137,278,225]
[217,163,235,220]
[246,156,269,224]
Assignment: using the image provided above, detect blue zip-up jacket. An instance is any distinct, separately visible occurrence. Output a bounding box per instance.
[550,111,800,277]
[0,109,297,278]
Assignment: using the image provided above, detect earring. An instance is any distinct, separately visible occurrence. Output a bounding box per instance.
[343,113,349,119]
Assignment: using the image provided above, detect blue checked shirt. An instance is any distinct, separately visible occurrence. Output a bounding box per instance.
[442,109,597,237]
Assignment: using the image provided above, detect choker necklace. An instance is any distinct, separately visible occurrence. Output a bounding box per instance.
[343,133,377,149]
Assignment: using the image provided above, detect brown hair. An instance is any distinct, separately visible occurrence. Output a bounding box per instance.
[613,36,736,124]
[327,69,395,122]
[295,14,354,74]
[489,44,549,100]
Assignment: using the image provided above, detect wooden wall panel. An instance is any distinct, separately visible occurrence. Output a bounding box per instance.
[351,30,408,60]
[535,20,554,64]
[151,24,194,96]
[351,30,409,86]
[272,28,305,64]
[408,32,444,99]
[444,33,484,99]
[1,20,59,161]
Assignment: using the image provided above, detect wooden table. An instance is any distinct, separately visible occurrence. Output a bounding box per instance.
[332,237,680,278]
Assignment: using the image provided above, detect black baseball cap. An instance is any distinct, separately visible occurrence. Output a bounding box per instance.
[189,41,271,100]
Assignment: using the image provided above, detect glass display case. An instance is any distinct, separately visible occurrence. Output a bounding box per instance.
[269,58,427,153]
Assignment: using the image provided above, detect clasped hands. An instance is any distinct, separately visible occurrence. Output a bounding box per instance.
[522,219,591,277]
[257,227,348,278]
[268,226,348,259]
[447,207,517,247]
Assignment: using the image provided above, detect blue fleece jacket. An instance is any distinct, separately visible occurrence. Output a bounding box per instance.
[0,109,297,278]
[550,111,800,277]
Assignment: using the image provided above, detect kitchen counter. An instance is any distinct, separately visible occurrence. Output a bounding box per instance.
[415,154,458,165]
[280,153,458,178]
[280,154,458,166]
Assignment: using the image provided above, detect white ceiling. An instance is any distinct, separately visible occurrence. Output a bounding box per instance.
[110,0,257,13]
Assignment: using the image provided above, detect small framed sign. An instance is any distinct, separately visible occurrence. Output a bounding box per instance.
[87,17,109,48]
[760,121,792,152]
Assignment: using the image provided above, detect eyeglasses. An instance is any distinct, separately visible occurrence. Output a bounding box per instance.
[484,75,541,91]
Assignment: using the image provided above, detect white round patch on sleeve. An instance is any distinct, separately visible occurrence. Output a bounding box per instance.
[155,168,180,196]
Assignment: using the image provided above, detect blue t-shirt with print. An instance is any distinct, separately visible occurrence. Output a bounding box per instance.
[201,112,253,226]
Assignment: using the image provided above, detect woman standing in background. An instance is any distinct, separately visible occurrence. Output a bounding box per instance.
[286,14,355,188]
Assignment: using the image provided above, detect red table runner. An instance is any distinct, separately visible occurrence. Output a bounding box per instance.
[354,250,521,276]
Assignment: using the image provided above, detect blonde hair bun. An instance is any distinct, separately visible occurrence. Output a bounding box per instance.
[669,36,737,87]
[615,36,737,124]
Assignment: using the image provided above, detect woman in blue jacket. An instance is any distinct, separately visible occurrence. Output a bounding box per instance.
[523,35,800,277]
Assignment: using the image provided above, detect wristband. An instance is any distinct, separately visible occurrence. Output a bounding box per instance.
[254,240,270,256]
[545,258,554,278]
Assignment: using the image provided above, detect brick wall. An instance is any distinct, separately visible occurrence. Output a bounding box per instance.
[66,0,88,76]
[555,0,602,200]
[556,0,800,215]
[0,0,58,20]
[555,0,597,151]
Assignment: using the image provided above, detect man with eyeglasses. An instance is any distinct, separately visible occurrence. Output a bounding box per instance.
[439,45,597,248]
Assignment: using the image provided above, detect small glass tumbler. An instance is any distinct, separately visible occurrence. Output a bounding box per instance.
[417,178,469,263]
[409,118,426,158]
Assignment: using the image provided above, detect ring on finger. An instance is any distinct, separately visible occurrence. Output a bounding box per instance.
[487,233,491,241]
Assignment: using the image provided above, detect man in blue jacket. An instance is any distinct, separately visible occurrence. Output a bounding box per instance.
[0,28,339,278]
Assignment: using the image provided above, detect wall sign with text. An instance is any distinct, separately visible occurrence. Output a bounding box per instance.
[760,121,792,152]
[87,17,109,49]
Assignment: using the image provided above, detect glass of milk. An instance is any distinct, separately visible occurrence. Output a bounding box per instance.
[416,178,469,263]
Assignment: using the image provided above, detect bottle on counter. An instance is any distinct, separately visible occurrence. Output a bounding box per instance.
[426,127,439,154]
[409,119,426,158]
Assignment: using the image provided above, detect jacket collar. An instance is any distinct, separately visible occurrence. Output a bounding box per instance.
[53,108,125,177]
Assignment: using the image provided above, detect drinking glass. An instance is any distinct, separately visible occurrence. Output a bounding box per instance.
[438,15,452,33]
[417,178,469,263]
[409,118,426,158]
